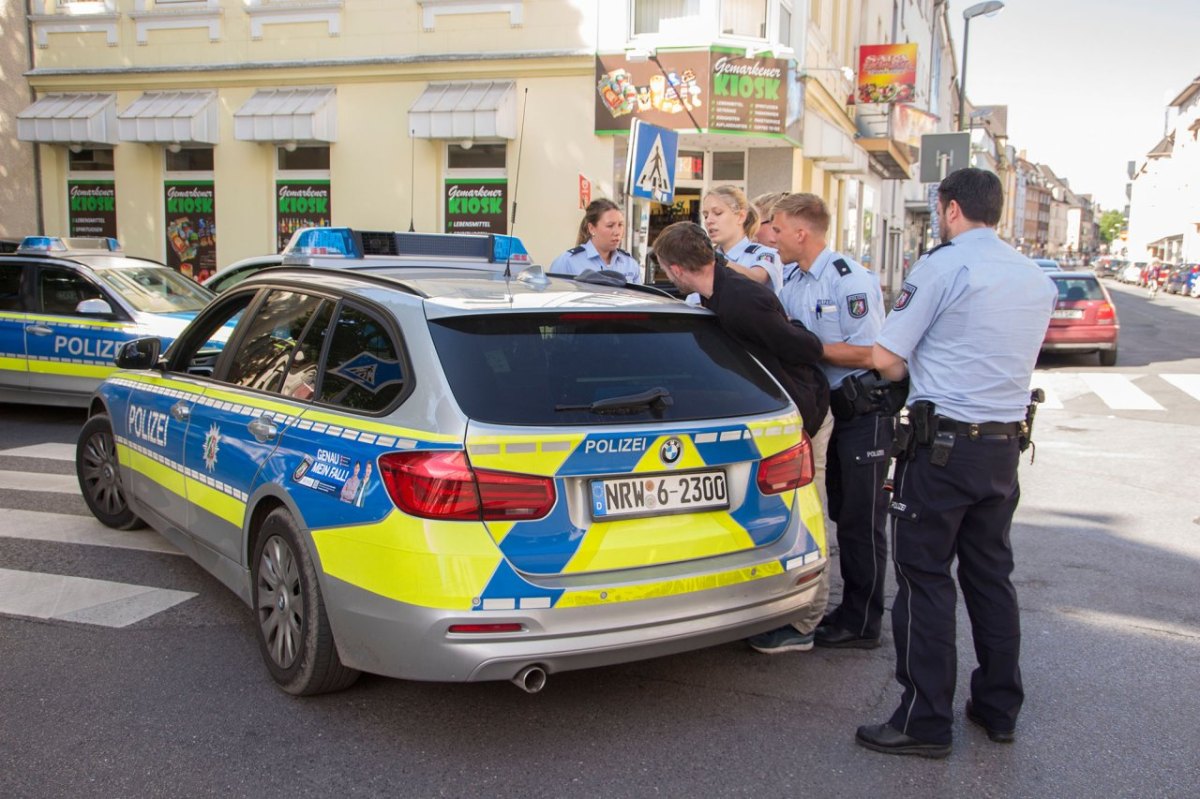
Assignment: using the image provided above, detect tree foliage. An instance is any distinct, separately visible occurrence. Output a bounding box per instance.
[1099,210,1125,244]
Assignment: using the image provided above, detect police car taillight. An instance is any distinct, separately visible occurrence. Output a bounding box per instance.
[756,435,814,494]
[378,451,555,521]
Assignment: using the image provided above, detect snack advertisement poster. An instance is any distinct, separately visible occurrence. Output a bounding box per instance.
[164,180,217,283]
[68,180,117,239]
[856,43,918,105]
[594,50,711,133]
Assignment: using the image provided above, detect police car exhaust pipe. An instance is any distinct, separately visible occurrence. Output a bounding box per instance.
[512,664,548,694]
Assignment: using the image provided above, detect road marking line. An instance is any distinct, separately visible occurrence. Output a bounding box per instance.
[0,567,196,628]
[0,442,75,461]
[1161,374,1200,402]
[1079,374,1164,411]
[1031,372,1090,410]
[0,470,79,494]
[0,509,183,555]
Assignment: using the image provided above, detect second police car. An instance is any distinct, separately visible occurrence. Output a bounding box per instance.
[0,236,214,406]
[77,227,827,695]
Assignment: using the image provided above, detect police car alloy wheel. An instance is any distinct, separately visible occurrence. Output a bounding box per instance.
[252,508,360,696]
[76,414,145,531]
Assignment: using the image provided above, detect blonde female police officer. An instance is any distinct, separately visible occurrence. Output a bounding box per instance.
[702,185,783,293]
[550,198,641,283]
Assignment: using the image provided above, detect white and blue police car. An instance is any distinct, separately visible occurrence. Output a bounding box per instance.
[0,236,215,407]
[76,227,827,696]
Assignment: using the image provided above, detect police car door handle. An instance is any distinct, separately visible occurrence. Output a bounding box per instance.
[247,415,278,443]
[26,324,53,336]
[170,401,191,423]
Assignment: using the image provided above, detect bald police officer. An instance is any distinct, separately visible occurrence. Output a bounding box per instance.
[770,193,894,652]
[856,168,1056,758]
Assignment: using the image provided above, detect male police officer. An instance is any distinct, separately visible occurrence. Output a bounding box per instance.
[856,168,1055,758]
[767,193,894,652]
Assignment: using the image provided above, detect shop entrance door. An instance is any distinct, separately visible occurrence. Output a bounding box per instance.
[645,189,702,284]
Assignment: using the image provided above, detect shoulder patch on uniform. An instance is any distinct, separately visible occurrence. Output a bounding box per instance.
[894,281,917,311]
[616,247,631,257]
[755,250,776,263]
[568,246,586,255]
[847,292,868,319]
[744,244,761,253]
[833,258,852,277]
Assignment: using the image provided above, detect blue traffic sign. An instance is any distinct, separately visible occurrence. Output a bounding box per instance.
[629,119,678,204]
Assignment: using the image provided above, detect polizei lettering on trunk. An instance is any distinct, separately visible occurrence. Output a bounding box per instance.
[583,437,649,455]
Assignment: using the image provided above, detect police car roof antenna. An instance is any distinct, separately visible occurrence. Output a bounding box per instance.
[503,87,530,280]
[408,128,416,232]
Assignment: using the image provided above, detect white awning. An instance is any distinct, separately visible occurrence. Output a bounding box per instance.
[233,87,337,143]
[17,93,117,145]
[118,91,219,145]
[408,81,517,140]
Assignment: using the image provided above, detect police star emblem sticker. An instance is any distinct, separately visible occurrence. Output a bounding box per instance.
[202,423,221,472]
[847,293,868,319]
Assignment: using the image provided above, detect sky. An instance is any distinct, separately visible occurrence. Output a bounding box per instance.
[951,0,1199,212]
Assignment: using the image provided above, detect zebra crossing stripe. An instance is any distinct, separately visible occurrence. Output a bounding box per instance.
[0,442,76,461]
[0,567,196,627]
[1079,374,1164,411]
[0,470,79,494]
[0,509,183,555]
[1161,374,1200,402]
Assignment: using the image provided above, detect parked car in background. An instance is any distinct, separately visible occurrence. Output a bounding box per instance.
[1041,271,1120,366]
[1120,263,1143,283]
[201,254,284,294]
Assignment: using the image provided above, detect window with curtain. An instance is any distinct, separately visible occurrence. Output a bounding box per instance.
[721,0,768,37]
[632,0,701,36]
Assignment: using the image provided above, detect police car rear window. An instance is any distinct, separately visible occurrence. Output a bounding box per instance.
[429,313,790,426]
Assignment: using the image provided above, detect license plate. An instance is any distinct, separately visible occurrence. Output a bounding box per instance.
[590,469,729,519]
[1053,309,1084,319]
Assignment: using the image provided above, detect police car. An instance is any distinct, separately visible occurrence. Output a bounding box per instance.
[76,227,826,696]
[0,236,215,407]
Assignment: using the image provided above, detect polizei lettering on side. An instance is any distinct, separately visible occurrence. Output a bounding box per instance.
[128,404,169,447]
[54,335,119,361]
[583,437,649,455]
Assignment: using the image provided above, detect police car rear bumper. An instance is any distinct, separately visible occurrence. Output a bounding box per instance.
[321,560,824,683]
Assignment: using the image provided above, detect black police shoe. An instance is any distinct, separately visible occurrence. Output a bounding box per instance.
[814,624,881,649]
[965,699,1015,743]
[855,723,951,759]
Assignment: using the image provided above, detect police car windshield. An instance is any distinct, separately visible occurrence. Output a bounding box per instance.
[92,265,213,313]
[429,312,790,426]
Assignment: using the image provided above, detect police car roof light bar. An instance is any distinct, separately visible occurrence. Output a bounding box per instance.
[17,236,69,253]
[282,226,530,265]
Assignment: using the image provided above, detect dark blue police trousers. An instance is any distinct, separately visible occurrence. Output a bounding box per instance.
[826,411,894,638]
[886,436,1024,744]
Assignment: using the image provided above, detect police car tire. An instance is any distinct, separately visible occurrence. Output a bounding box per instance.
[252,508,360,696]
[76,413,146,531]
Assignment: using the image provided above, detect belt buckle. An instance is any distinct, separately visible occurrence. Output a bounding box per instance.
[968,423,980,440]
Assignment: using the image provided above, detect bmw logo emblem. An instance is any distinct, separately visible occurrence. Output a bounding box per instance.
[660,437,682,465]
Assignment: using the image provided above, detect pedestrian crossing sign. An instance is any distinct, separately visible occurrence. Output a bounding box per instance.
[628,119,678,204]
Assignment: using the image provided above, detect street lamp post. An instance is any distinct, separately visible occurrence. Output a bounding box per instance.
[958,1,1005,131]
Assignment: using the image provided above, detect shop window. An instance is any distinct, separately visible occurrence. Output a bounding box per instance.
[631,0,700,36]
[67,148,114,172]
[277,146,330,171]
[721,0,767,38]
[778,1,792,46]
[712,151,746,181]
[447,142,506,170]
[676,150,704,182]
[165,148,214,172]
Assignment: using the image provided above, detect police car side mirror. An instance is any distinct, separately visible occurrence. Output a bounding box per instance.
[76,298,114,317]
[115,337,161,371]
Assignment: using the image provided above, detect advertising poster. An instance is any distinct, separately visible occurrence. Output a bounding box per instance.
[708,49,789,135]
[68,180,117,239]
[164,180,217,282]
[857,43,918,104]
[444,179,507,235]
[594,51,711,133]
[277,180,331,252]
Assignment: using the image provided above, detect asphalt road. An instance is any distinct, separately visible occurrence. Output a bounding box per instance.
[1,277,1198,798]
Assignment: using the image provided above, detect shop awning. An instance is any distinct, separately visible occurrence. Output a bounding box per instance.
[118,91,219,145]
[408,81,517,140]
[233,88,337,143]
[17,93,117,146]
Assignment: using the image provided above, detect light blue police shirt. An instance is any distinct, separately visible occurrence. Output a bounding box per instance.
[779,247,884,389]
[876,227,1057,423]
[549,240,642,284]
[724,237,783,293]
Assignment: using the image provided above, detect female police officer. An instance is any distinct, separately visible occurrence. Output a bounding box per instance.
[856,168,1056,759]
[550,198,641,283]
[702,185,783,293]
